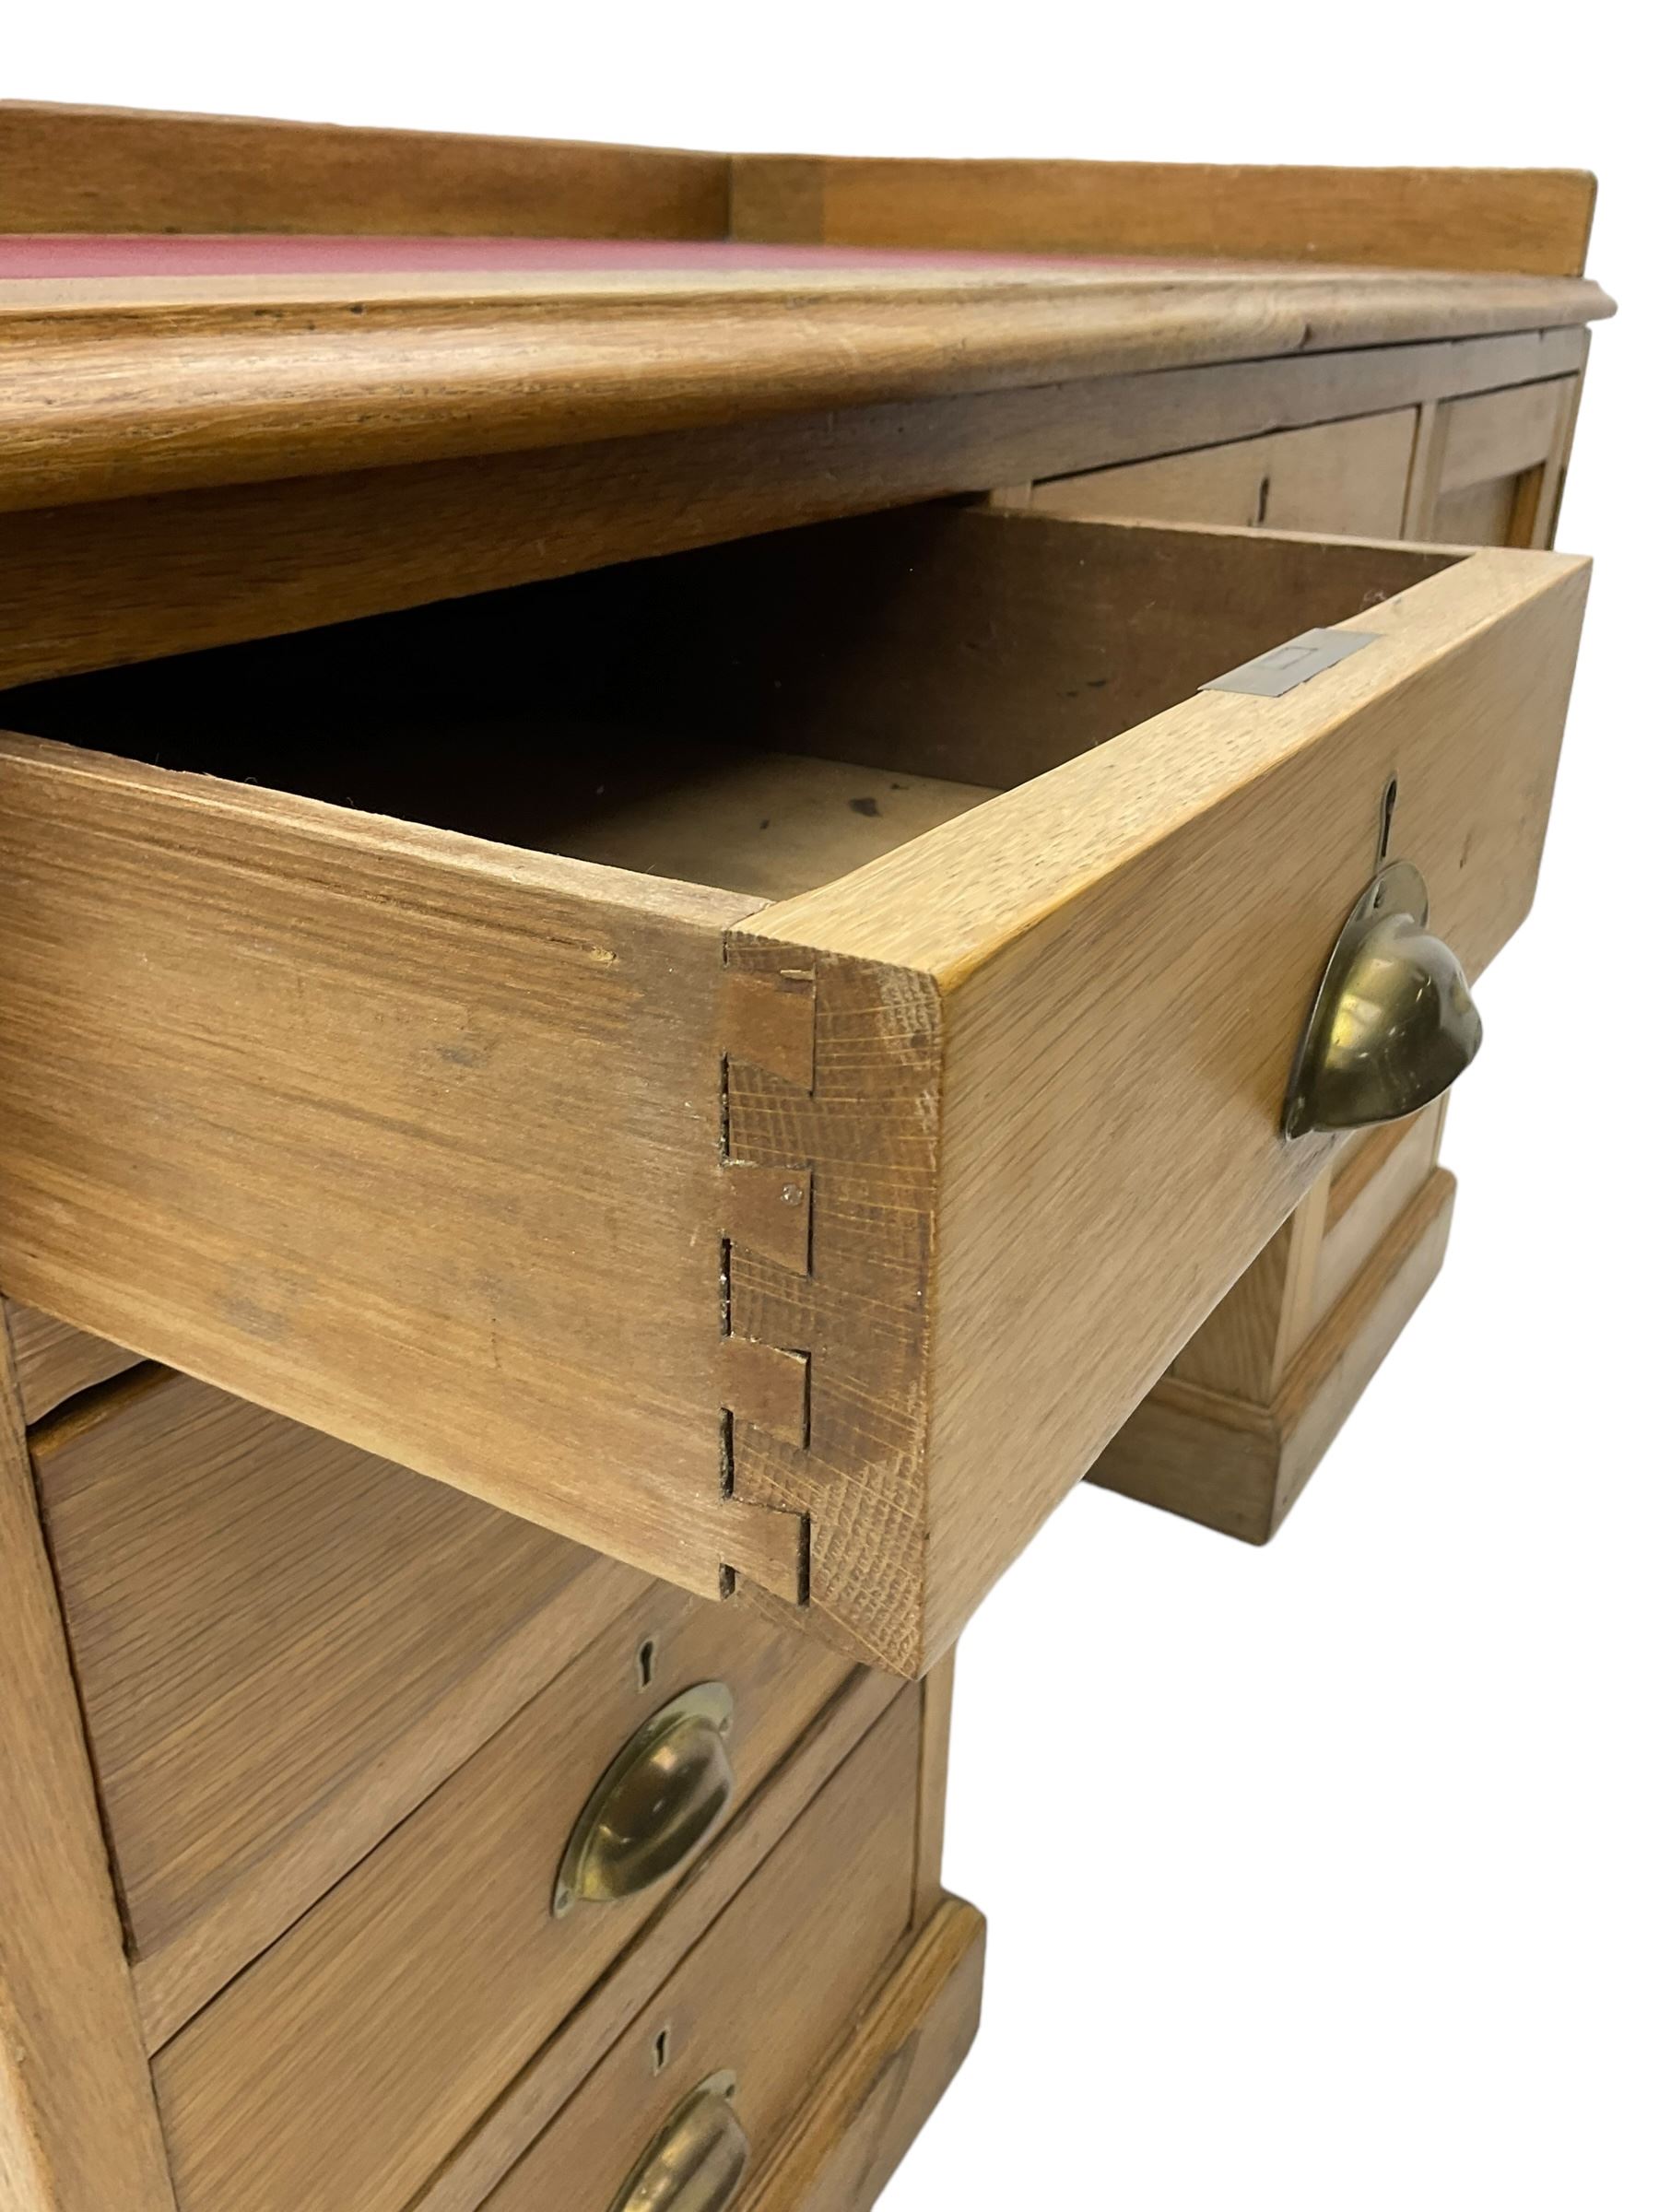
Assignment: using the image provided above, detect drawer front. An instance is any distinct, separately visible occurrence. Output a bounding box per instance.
[1027,407,1418,537]
[479,1688,921,2212]
[713,508,1588,1670]
[32,1365,645,2045]
[1418,379,1577,547]
[152,1583,853,2212]
[0,504,1588,1681]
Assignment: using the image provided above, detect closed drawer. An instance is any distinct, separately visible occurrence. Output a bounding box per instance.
[151,1579,853,2212]
[478,1688,922,2212]
[1024,406,1418,536]
[0,504,1589,1675]
[30,1365,647,2046]
[1419,380,1577,547]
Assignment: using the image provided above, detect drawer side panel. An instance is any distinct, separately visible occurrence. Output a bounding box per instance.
[0,737,766,1603]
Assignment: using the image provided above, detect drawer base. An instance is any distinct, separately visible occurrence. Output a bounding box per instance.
[1089,1166,1455,1544]
[744,1897,986,2212]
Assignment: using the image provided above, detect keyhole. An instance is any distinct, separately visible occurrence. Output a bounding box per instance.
[652,2025,672,2075]
[1377,775,1399,863]
[637,1639,657,1692]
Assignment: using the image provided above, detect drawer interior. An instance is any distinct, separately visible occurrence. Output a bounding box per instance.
[2,504,1571,1681]
[0,506,1453,903]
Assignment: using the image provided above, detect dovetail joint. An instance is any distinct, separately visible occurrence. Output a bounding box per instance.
[715,953,820,1607]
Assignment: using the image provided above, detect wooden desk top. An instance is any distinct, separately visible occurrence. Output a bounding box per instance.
[0,102,1616,687]
[0,232,1612,516]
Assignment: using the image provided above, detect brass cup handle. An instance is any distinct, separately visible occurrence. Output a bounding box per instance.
[553,1682,735,1916]
[608,2073,750,2212]
[1284,860,1482,1138]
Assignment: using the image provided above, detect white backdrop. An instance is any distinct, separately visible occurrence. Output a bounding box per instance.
[8,12,1652,2206]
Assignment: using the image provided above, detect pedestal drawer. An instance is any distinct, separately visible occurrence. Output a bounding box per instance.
[150,1582,853,2212]
[31,1363,645,2046]
[0,504,1589,1676]
[478,1688,922,2212]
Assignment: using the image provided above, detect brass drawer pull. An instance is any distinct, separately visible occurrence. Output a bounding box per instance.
[554,1682,735,1915]
[608,2072,749,2212]
[1284,861,1482,1137]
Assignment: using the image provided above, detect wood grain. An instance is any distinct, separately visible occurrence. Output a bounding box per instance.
[721,940,942,1673]
[1436,379,1577,495]
[0,734,809,1610]
[1025,408,1418,536]
[29,1366,646,2047]
[1132,1090,1443,1409]
[559,750,995,901]
[733,154,1601,276]
[1158,1194,1329,1405]
[1087,1103,1447,1535]
[914,1652,956,1922]
[742,1897,986,2212]
[477,1690,922,2211]
[0,1297,139,1425]
[1308,1106,1448,1336]
[0,331,1588,691]
[1418,379,1583,548]
[0,509,1591,1677]
[0,1297,175,2210]
[1056,347,1572,1542]
[1091,1167,1456,1541]
[659,503,1450,786]
[0,100,727,241]
[152,1587,853,2212]
[407,1665,901,2212]
[0,266,1606,521]
[735,514,1589,1667]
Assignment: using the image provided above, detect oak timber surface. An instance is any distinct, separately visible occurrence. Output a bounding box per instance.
[1,104,1594,276]
[0,325,1590,690]
[0,732,802,1612]
[1,1297,140,1424]
[153,1590,853,2212]
[406,1667,902,2212]
[1092,1167,1456,1542]
[30,1365,647,2046]
[731,516,1589,1665]
[559,751,998,900]
[0,253,1609,515]
[0,509,1590,1676]
[0,1323,176,2211]
[1031,408,1418,536]
[731,154,1601,277]
[741,1897,986,2212]
[0,100,729,240]
[477,1691,922,2212]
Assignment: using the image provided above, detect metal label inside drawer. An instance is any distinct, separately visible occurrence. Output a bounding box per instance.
[1202,628,1379,699]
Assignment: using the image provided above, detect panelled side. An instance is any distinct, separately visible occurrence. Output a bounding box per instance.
[0,1287,177,2210]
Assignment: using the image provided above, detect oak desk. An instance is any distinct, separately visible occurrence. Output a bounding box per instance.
[0,100,1608,2212]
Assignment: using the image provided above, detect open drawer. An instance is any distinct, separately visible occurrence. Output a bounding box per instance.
[0,509,1587,1675]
